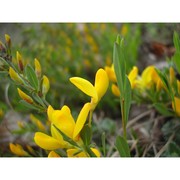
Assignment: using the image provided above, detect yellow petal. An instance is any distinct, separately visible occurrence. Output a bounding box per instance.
[67,149,88,157]
[48,151,60,157]
[73,103,91,140]
[141,66,154,88]
[52,106,75,138]
[91,148,101,157]
[70,77,98,103]
[34,132,63,150]
[111,84,120,97]
[51,124,68,148]
[128,66,138,89]
[94,68,109,101]
[47,105,54,122]
[172,97,180,116]
[9,143,29,156]
[104,66,117,82]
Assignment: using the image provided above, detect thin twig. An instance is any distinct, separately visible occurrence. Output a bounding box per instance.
[155,133,175,157]
[5,83,14,110]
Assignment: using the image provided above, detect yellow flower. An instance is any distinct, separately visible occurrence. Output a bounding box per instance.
[34,103,91,150]
[17,88,34,104]
[105,65,138,89]
[9,67,23,84]
[136,66,163,91]
[172,97,180,116]
[48,151,60,157]
[137,66,155,88]
[9,143,29,157]
[67,148,100,157]
[70,68,109,110]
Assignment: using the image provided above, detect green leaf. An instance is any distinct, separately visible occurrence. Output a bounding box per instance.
[80,124,92,146]
[153,103,174,116]
[173,32,180,73]
[113,36,126,97]
[32,92,46,107]
[168,142,180,157]
[25,65,38,90]
[19,100,39,111]
[101,132,106,156]
[173,31,180,52]
[115,135,130,157]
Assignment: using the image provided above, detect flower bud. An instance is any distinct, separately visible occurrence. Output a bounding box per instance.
[9,67,23,84]
[169,67,175,85]
[9,143,29,156]
[16,51,24,71]
[34,58,42,78]
[17,88,33,104]
[26,145,36,156]
[0,41,6,52]
[5,34,11,48]
[48,151,60,157]
[30,114,46,131]
[42,75,50,96]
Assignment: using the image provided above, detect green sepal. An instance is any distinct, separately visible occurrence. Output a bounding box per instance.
[80,124,92,146]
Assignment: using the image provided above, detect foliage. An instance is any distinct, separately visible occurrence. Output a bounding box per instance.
[0,23,180,157]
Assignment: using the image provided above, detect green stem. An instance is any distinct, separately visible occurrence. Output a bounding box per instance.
[88,110,93,127]
[121,98,127,139]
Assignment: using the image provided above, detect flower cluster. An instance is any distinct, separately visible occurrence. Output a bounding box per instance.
[105,63,180,117]
[34,68,109,157]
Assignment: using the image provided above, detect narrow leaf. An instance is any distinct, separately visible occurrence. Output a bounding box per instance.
[25,65,38,90]
[154,103,174,116]
[115,135,130,157]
